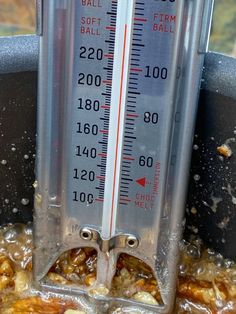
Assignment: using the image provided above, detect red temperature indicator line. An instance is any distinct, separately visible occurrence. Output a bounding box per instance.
[134,17,147,22]
[102,80,112,85]
[100,129,109,134]
[130,68,143,72]
[104,53,114,59]
[123,156,135,161]
[126,113,139,118]
[106,26,116,31]
[98,153,107,157]
[97,176,105,180]
[101,105,110,109]
[120,198,131,202]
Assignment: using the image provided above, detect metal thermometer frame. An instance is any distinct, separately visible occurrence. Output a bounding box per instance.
[34,0,214,313]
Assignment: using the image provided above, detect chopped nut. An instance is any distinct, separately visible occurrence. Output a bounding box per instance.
[120,267,131,279]
[0,274,13,291]
[0,255,14,291]
[178,278,216,305]
[132,291,158,305]
[14,270,30,292]
[0,256,14,277]
[227,282,236,298]
[5,297,77,314]
[217,144,232,158]
[70,249,87,266]
[88,284,109,296]
[212,280,227,301]
[47,272,69,285]
[84,273,96,286]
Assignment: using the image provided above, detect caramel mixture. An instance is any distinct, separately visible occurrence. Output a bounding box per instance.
[0,223,236,313]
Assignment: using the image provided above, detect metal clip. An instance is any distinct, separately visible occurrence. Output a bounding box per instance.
[79,227,139,253]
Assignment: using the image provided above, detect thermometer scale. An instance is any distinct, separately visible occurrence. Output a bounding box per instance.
[34,0,214,312]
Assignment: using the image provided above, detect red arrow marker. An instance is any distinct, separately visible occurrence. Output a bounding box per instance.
[136,177,146,187]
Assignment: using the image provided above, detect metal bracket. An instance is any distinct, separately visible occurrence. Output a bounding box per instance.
[80,227,139,253]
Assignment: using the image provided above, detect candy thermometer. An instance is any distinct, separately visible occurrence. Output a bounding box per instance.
[34,0,214,312]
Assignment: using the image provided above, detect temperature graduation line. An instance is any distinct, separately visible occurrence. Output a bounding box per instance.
[102,0,135,239]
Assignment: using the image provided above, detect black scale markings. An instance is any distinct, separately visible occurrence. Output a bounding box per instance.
[96,0,118,201]
[119,1,146,205]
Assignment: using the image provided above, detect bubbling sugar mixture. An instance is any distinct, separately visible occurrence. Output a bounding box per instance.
[0,223,236,313]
